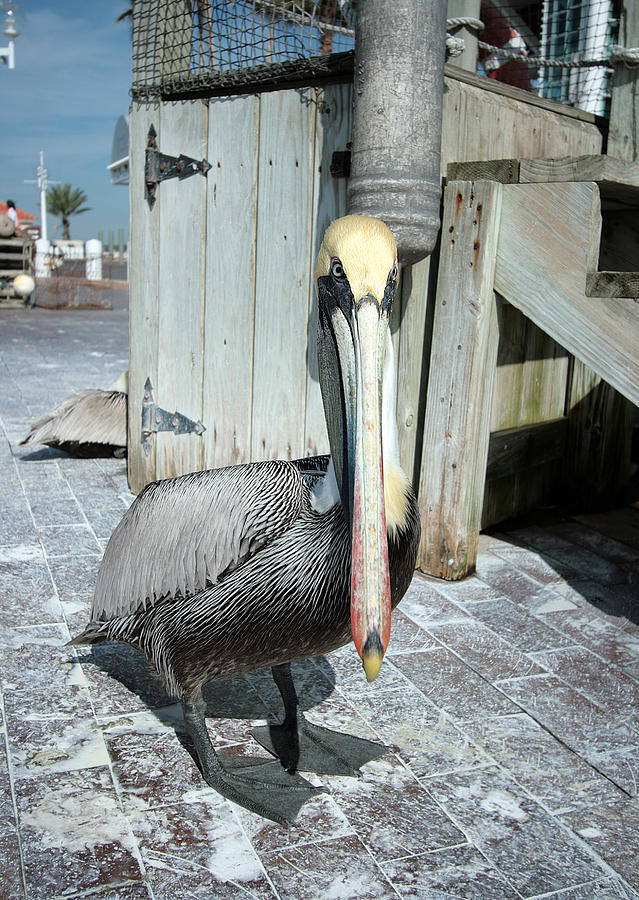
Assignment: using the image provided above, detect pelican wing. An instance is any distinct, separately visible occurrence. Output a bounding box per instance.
[20,389,127,449]
[92,460,306,620]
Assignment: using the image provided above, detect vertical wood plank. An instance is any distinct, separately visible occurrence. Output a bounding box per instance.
[251,89,315,462]
[417,180,503,579]
[396,253,435,489]
[304,83,352,458]
[128,99,161,494]
[483,296,570,527]
[564,359,634,507]
[156,100,208,480]
[202,94,259,469]
[608,1,639,161]
[491,301,569,433]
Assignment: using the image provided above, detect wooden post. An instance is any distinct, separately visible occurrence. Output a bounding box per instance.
[608,1,639,161]
[417,180,503,580]
[446,0,481,73]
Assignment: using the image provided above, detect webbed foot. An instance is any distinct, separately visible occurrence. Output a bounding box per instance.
[182,696,324,826]
[251,717,386,777]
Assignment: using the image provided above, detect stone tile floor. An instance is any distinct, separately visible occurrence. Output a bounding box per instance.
[1,299,639,899]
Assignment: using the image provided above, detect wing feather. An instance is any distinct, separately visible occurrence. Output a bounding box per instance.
[92,459,304,620]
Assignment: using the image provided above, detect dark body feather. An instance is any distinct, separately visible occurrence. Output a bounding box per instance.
[72,456,420,699]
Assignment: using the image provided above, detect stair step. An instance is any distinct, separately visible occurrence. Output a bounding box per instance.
[447,154,639,207]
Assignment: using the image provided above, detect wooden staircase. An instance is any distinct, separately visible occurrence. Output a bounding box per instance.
[417,154,639,580]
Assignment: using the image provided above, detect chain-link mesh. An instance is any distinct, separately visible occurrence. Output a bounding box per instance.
[132,0,356,98]
[131,0,624,117]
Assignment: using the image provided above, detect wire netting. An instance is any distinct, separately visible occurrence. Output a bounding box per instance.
[132,1,356,98]
[131,0,624,117]
[473,0,621,117]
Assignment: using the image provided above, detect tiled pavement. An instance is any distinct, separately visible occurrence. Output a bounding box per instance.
[1,298,639,900]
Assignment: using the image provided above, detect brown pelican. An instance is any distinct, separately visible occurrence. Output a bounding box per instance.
[20,372,128,458]
[71,215,420,824]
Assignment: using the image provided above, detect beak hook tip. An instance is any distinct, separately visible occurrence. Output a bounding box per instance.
[361,632,386,682]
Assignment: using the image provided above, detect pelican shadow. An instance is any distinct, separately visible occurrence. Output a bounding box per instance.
[76,641,338,726]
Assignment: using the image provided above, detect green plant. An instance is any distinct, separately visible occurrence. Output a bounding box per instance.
[46,184,91,240]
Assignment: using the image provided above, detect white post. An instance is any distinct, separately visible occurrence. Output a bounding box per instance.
[37,151,49,242]
[85,239,102,280]
[35,238,52,279]
[25,151,54,242]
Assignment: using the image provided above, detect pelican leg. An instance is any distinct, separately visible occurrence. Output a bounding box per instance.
[181,696,324,826]
[251,663,387,777]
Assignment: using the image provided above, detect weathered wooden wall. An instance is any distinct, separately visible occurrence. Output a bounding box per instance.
[129,70,607,526]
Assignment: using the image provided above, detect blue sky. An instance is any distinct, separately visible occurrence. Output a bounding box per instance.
[0,1,131,242]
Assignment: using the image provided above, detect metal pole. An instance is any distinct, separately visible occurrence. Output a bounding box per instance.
[348,0,447,264]
[25,151,56,243]
[39,157,48,243]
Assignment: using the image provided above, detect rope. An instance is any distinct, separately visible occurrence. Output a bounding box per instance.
[250,11,638,69]
[446,35,465,58]
[478,40,613,69]
[446,16,484,33]
[446,16,484,58]
[609,45,639,68]
[445,16,638,71]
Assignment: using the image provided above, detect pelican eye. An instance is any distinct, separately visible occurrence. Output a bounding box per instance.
[330,258,346,282]
[390,263,398,282]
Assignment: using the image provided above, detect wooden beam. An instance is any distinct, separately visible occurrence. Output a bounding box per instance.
[586,271,639,299]
[448,154,639,206]
[417,180,503,580]
[444,63,602,125]
[519,155,639,204]
[495,181,639,408]
[447,159,520,183]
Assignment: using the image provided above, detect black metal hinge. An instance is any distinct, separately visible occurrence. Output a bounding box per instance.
[145,124,211,209]
[141,377,206,455]
[330,145,351,179]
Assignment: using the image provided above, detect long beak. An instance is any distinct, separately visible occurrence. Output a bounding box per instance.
[349,296,391,682]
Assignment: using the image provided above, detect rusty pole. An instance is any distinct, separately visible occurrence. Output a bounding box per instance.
[348,0,447,264]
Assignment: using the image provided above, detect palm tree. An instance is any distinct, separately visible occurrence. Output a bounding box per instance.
[46,184,91,240]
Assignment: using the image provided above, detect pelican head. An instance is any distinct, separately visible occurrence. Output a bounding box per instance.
[315,214,399,682]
